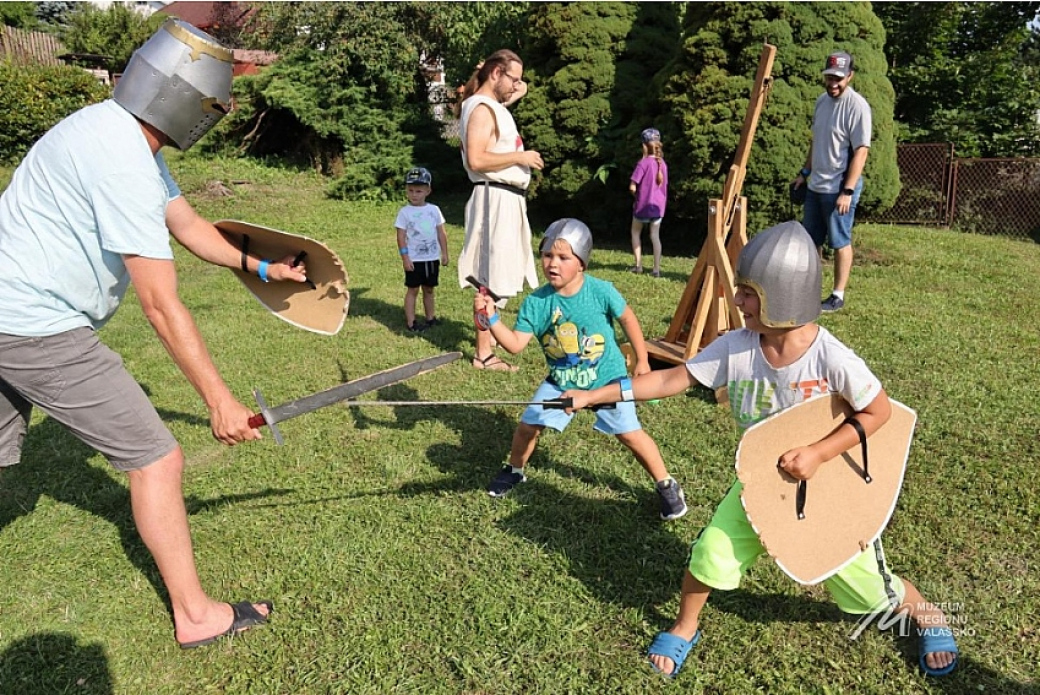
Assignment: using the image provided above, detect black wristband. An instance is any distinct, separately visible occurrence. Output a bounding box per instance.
[240,234,250,273]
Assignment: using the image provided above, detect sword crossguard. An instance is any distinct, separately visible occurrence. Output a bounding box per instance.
[251,387,285,445]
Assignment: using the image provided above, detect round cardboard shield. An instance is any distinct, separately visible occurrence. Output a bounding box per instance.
[216,219,349,335]
[735,393,916,585]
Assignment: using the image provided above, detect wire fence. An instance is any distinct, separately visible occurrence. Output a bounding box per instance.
[864,143,1040,241]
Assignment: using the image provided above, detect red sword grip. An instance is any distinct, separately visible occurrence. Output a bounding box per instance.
[247,414,266,429]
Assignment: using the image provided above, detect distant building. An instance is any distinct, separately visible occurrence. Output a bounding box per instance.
[87,1,169,17]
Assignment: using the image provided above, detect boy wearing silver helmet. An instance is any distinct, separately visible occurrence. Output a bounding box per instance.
[565,221,958,679]
[474,218,688,521]
[0,20,309,647]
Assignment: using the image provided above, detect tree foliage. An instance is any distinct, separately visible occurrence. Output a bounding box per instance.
[0,3,38,30]
[656,2,897,234]
[209,2,460,200]
[0,63,110,163]
[513,2,639,229]
[60,3,165,74]
[874,2,1040,157]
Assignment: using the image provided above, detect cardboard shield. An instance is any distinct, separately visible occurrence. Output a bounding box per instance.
[216,219,349,335]
[735,394,916,585]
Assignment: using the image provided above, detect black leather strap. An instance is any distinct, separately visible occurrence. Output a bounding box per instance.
[845,416,872,483]
[795,415,872,521]
[476,180,527,197]
[240,234,251,273]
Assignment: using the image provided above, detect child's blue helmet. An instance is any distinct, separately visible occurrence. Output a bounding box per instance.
[641,128,661,144]
[735,221,821,328]
[540,218,592,267]
[405,167,432,185]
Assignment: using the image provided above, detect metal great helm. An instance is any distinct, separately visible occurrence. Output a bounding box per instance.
[735,221,821,328]
[113,19,233,150]
[540,218,593,267]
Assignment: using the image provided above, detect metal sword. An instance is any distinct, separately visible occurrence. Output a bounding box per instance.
[248,351,463,445]
[339,398,615,410]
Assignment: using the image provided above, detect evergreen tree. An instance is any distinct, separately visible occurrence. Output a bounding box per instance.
[60,3,165,73]
[211,2,462,200]
[657,2,897,233]
[874,2,1040,157]
[516,2,640,230]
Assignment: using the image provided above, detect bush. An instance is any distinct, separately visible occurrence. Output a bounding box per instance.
[0,62,110,164]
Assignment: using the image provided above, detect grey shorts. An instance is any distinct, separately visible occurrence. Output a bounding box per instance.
[0,327,178,471]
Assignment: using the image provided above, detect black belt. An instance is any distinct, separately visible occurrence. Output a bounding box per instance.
[475,181,527,197]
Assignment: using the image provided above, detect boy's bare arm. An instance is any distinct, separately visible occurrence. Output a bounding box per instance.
[474,293,532,354]
[778,389,893,480]
[437,224,449,265]
[616,306,651,376]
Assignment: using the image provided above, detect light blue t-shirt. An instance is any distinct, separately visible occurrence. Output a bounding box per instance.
[0,100,179,336]
[515,274,629,390]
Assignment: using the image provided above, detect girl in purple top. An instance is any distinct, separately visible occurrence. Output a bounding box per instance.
[629,128,669,277]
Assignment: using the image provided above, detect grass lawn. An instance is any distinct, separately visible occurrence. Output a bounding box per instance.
[0,152,1036,694]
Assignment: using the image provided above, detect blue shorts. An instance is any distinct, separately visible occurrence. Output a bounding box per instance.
[633,216,662,225]
[802,179,862,250]
[520,380,642,435]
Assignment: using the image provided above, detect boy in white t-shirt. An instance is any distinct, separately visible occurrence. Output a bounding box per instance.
[564,221,959,679]
[395,167,449,332]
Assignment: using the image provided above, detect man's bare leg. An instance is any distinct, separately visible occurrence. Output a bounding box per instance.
[127,447,269,645]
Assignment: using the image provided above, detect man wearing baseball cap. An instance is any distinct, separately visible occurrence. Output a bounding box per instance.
[790,51,872,312]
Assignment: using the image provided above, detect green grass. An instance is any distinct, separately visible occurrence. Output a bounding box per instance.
[0,152,1037,694]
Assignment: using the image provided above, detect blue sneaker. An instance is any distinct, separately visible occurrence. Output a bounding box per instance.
[488,466,525,497]
[821,294,845,312]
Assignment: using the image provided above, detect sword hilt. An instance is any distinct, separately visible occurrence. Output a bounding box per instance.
[251,387,285,445]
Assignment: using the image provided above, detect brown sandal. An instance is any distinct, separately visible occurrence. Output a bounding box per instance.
[472,354,518,372]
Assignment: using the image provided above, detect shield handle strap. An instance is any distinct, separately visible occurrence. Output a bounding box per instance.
[795,415,871,520]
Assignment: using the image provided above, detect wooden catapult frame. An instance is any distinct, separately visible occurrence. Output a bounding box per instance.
[644,44,776,366]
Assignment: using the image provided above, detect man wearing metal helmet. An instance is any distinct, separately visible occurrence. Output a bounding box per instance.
[474,219,688,520]
[0,20,308,647]
[565,221,958,678]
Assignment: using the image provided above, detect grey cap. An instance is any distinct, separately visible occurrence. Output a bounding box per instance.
[735,221,821,328]
[540,218,593,267]
[113,19,233,150]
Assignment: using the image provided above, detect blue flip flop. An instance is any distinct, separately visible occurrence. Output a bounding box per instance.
[647,630,701,678]
[918,625,959,676]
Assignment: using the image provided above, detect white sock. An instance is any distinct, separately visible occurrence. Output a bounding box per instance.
[832,290,845,300]
[511,466,525,475]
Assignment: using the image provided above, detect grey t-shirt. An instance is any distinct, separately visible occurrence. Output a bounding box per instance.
[809,86,872,194]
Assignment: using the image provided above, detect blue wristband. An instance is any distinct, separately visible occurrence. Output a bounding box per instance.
[258,259,270,282]
[487,312,500,327]
[619,377,634,402]
[800,167,811,177]
[399,247,409,255]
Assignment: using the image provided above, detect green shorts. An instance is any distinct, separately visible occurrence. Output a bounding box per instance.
[688,482,906,615]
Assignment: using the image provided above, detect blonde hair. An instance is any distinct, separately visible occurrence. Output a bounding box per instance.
[644,140,665,186]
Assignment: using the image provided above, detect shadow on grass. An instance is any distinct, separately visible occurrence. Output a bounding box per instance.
[707,586,1033,691]
[346,286,476,359]
[0,632,112,695]
[344,383,691,617]
[0,417,292,627]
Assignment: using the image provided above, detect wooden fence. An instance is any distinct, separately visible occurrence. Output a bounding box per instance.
[1,26,65,67]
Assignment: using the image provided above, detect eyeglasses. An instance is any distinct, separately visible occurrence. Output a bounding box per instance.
[502,71,524,86]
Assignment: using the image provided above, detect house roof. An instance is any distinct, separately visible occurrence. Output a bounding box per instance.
[158,1,252,31]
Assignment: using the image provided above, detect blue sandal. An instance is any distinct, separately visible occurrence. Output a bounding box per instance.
[918,626,959,676]
[647,630,701,678]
